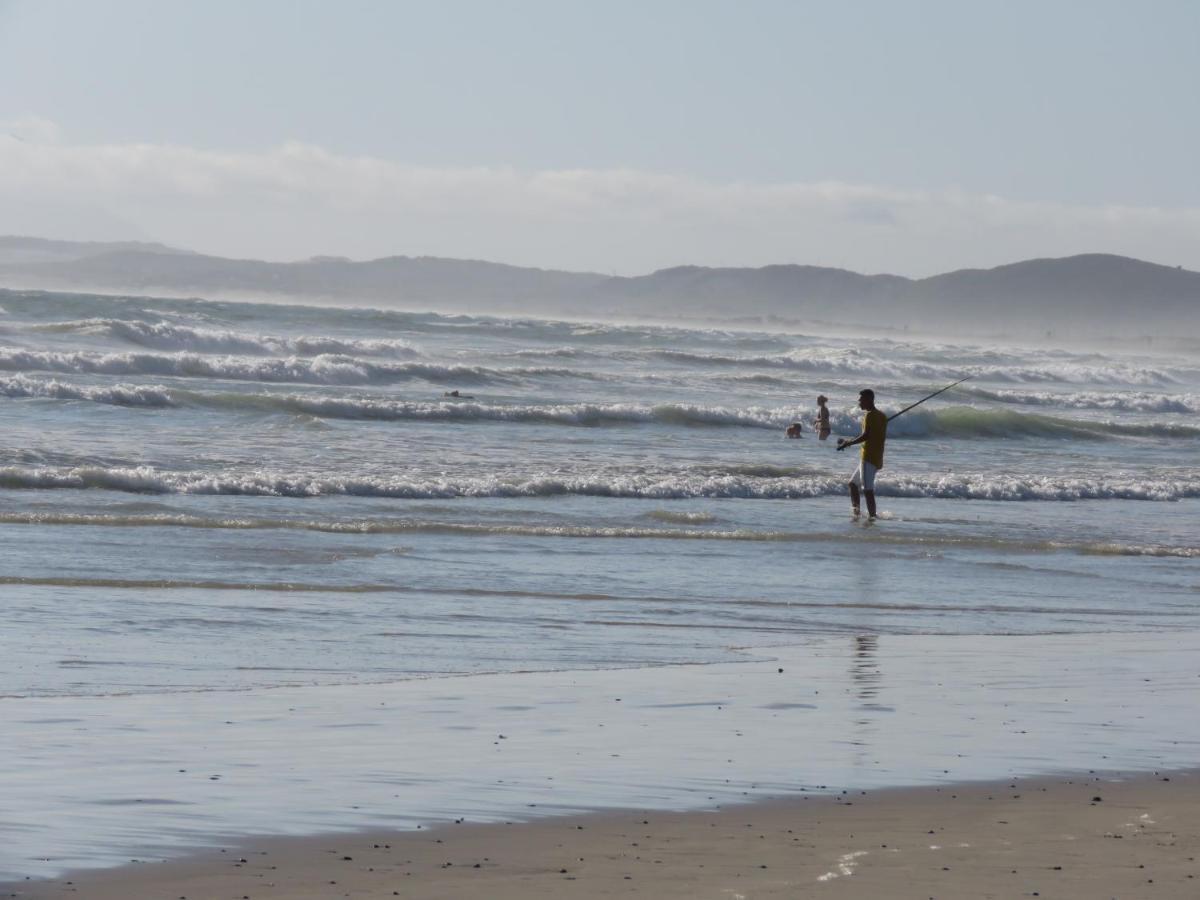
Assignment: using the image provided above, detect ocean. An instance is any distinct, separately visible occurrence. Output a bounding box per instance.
[1,287,1198,877]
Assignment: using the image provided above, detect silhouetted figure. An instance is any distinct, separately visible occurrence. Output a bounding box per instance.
[837,389,887,518]
[813,395,830,440]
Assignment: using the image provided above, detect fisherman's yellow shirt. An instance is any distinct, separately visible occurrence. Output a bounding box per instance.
[861,409,887,469]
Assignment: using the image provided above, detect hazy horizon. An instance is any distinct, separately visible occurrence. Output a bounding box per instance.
[9,232,1199,278]
[2,0,1199,277]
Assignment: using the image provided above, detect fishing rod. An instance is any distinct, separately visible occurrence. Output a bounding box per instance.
[887,375,973,422]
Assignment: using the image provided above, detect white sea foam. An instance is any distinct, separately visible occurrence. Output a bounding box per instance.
[647,348,1183,386]
[504,346,592,359]
[4,375,1196,439]
[961,385,1200,414]
[0,346,527,385]
[2,463,1196,501]
[0,374,176,407]
[25,318,422,358]
[254,396,791,428]
[857,406,1200,440]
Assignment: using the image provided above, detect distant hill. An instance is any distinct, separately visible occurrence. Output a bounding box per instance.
[0,235,191,266]
[1,236,1197,335]
[0,237,606,307]
[907,254,1200,328]
[596,264,910,319]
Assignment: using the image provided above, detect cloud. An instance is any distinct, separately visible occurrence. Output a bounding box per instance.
[1,115,62,144]
[2,125,1198,275]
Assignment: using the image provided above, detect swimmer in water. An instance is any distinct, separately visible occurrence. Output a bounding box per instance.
[813,395,831,440]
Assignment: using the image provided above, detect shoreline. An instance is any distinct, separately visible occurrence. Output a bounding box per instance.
[4,631,1200,883]
[6,770,1198,898]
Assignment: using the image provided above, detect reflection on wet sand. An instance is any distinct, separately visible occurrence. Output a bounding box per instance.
[849,634,881,768]
[5,631,1200,880]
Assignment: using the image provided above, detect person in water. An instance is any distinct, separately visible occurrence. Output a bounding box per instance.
[836,388,887,518]
[785,422,803,438]
[813,395,831,440]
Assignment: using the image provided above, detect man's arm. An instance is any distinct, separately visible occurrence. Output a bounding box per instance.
[837,430,866,451]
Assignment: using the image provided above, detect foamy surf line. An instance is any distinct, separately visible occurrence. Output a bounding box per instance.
[17,318,422,358]
[961,385,1200,413]
[647,348,1186,386]
[0,376,795,429]
[0,347,589,386]
[5,376,1199,438]
[1,464,1197,501]
[2,632,1199,880]
[1,511,1196,557]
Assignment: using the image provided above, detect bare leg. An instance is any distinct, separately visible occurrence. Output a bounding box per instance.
[848,482,861,517]
[864,490,877,519]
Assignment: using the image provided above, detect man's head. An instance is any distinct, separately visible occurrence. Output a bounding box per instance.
[816,395,827,405]
[858,389,875,410]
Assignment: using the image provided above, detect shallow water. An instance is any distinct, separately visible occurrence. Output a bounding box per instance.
[0,288,1198,877]
[3,633,1200,879]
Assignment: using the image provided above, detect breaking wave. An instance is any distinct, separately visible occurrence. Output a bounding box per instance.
[0,347,576,386]
[1,463,1197,502]
[4,375,1197,439]
[961,386,1200,414]
[259,397,789,427]
[873,406,1200,440]
[503,346,595,359]
[647,348,1182,386]
[0,374,177,407]
[25,318,422,358]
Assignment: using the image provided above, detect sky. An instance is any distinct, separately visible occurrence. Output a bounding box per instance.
[1,0,1198,275]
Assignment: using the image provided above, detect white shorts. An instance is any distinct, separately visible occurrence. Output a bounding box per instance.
[849,460,878,492]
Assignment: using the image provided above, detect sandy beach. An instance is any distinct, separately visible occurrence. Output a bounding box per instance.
[4,633,1200,897]
[5,633,1200,880]
[6,772,1196,899]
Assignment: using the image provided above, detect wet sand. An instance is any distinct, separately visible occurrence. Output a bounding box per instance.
[6,771,1197,899]
[5,633,1200,883]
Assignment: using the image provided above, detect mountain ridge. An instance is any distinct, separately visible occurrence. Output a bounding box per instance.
[1,235,1196,335]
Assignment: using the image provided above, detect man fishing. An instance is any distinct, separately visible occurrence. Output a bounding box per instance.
[835,376,972,519]
[837,389,887,519]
